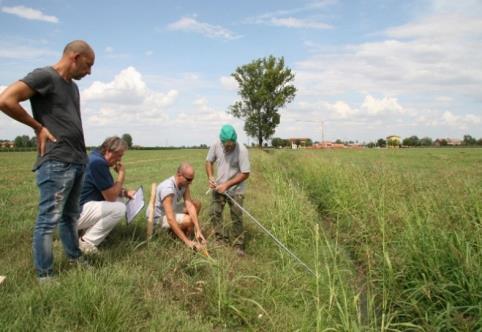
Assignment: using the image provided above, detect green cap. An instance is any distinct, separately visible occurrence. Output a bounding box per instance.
[219,124,237,143]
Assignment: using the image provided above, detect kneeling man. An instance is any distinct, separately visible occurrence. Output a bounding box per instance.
[151,162,207,251]
[77,136,135,253]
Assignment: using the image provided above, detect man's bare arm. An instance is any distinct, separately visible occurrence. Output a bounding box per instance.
[205,160,217,188]
[101,162,126,201]
[0,81,57,156]
[163,195,194,248]
[216,172,249,193]
[184,188,206,243]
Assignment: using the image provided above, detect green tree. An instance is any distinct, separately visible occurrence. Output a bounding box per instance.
[463,134,476,145]
[377,138,386,147]
[14,136,23,148]
[122,133,133,148]
[30,136,37,147]
[271,137,284,148]
[229,56,296,147]
[435,138,448,146]
[14,135,30,148]
[420,137,433,146]
[403,135,420,146]
[387,138,399,147]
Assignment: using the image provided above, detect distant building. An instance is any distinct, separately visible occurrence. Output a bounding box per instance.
[446,138,462,146]
[386,135,401,148]
[347,143,364,149]
[0,140,15,148]
[434,138,462,146]
[311,141,346,149]
[288,137,310,149]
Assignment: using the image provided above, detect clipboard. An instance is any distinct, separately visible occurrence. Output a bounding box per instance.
[126,186,145,224]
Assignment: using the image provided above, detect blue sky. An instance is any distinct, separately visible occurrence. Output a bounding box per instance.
[1,0,481,146]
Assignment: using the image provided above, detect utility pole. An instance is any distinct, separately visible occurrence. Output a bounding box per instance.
[320,121,325,147]
[298,120,325,147]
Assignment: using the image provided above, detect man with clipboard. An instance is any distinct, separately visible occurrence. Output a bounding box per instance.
[77,136,137,254]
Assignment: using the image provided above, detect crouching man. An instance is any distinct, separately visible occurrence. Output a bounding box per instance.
[150,162,207,251]
[77,136,135,253]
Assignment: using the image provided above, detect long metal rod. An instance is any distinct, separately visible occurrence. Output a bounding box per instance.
[223,191,316,276]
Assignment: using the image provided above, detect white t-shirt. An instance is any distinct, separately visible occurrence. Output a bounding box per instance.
[206,141,250,194]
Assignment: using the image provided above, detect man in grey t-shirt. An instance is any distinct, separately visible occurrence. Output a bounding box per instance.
[206,124,250,256]
[0,40,95,281]
[148,162,207,251]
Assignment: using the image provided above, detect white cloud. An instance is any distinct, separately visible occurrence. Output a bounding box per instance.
[219,75,238,91]
[386,14,482,42]
[1,6,58,23]
[167,16,240,40]
[295,95,405,123]
[295,7,482,102]
[0,85,6,94]
[186,97,233,125]
[441,111,481,129]
[244,1,334,29]
[435,96,453,102]
[361,95,405,115]
[82,67,178,126]
[331,101,358,119]
[0,43,57,60]
[270,17,332,29]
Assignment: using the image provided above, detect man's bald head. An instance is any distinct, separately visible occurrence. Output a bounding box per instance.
[63,40,94,59]
[63,40,94,56]
[177,162,194,176]
[60,40,95,80]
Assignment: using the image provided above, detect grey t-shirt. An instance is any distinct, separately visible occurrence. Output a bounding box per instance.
[152,176,185,219]
[21,66,87,170]
[206,141,250,194]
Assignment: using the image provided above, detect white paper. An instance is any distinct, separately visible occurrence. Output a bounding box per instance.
[126,186,145,224]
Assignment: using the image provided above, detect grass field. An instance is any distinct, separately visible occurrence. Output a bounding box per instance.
[0,148,480,331]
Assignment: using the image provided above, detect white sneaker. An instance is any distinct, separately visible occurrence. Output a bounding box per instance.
[38,276,59,286]
[79,238,98,254]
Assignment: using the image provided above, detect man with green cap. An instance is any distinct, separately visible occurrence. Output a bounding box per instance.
[205,124,250,256]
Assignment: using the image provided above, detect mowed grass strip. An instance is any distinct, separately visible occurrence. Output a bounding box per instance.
[0,149,357,331]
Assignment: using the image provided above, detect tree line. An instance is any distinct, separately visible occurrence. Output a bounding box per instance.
[368,134,482,148]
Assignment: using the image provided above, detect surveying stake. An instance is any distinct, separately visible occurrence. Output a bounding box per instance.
[146,183,156,239]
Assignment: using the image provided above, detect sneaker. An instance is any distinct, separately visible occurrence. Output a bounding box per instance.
[234,246,246,257]
[214,233,229,244]
[79,238,98,254]
[38,275,59,286]
[68,256,93,269]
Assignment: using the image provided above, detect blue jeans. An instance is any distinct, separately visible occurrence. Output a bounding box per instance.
[34,160,85,277]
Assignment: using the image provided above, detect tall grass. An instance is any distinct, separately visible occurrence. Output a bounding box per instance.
[0,150,360,330]
[273,148,481,330]
[1,148,480,330]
